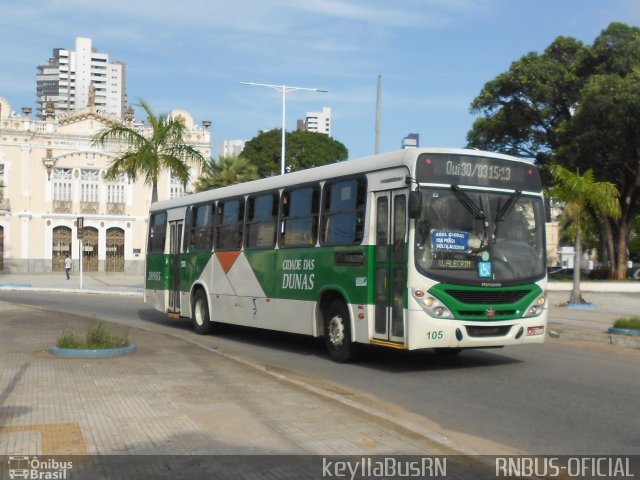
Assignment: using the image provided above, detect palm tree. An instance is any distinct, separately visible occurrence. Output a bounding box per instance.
[549,164,620,304]
[92,99,206,203]
[195,156,259,191]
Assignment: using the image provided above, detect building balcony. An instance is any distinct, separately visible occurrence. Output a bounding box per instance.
[53,200,72,213]
[80,201,99,214]
[0,198,9,211]
[106,202,125,215]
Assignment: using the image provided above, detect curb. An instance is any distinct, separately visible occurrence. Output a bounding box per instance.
[49,344,137,357]
[548,329,640,349]
[567,303,597,309]
[607,327,640,337]
[0,286,143,297]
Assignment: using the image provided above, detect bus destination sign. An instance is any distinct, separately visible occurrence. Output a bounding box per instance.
[416,153,542,190]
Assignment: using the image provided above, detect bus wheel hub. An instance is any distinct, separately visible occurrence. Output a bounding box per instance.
[328,316,344,347]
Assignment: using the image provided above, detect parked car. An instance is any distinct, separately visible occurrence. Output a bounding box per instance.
[547,267,591,280]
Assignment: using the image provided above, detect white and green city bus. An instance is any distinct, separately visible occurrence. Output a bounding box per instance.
[145,148,547,362]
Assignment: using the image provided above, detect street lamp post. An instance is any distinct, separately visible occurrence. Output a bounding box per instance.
[240,82,327,175]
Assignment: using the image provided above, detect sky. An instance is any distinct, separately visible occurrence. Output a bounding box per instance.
[1,0,639,160]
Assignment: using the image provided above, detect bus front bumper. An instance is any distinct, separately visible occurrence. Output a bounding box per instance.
[405,309,547,351]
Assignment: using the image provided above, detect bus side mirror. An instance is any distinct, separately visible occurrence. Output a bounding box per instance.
[408,190,422,219]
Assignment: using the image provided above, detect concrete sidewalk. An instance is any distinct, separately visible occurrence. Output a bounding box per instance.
[0,301,461,457]
[0,300,505,479]
[0,272,144,296]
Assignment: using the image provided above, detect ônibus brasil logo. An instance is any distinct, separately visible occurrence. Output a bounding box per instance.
[8,456,73,479]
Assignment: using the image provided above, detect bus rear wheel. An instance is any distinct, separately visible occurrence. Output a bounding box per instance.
[324,300,357,363]
[192,289,214,334]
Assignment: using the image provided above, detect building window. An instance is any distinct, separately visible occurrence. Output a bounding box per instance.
[53,168,73,201]
[0,164,6,210]
[81,169,100,202]
[106,173,127,214]
[80,169,99,213]
[170,174,185,199]
[106,173,127,203]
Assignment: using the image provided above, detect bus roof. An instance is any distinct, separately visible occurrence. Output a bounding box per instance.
[150,148,534,212]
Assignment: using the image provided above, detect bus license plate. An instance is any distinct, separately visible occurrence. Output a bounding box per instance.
[527,326,545,336]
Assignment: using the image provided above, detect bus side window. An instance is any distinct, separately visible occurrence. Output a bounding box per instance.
[279,185,320,247]
[147,212,167,253]
[246,193,278,249]
[321,177,366,245]
[215,199,244,250]
[189,204,214,252]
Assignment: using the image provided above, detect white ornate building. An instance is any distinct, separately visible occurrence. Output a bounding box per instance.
[0,96,211,274]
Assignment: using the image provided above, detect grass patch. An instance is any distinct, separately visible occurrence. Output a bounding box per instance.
[612,317,640,330]
[57,320,130,349]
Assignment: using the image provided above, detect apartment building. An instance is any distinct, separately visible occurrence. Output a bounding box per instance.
[36,37,126,119]
[304,107,331,136]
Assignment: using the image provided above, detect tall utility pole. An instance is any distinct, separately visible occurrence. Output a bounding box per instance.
[375,75,382,154]
[240,82,327,175]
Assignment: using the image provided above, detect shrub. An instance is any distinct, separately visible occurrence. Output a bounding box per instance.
[85,321,129,349]
[57,326,83,349]
[56,320,129,349]
[613,317,640,330]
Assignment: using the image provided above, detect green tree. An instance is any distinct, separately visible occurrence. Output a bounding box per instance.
[195,156,259,191]
[92,99,206,203]
[467,35,586,165]
[467,22,640,279]
[549,164,620,304]
[556,69,640,279]
[240,129,348,177]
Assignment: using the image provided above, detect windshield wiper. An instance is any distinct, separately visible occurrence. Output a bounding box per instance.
[495,190,521,223]
[450,185,486,220]
[450,185,489,252]
[493,190,521,239]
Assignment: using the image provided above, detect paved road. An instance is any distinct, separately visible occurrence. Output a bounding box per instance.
[1,280,639,456]
[1,300,505,479]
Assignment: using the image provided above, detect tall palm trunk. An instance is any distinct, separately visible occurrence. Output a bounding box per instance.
[151,182,158,204]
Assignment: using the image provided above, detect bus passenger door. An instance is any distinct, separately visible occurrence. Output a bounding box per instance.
[374,190,408,344]
[168,220,183,313]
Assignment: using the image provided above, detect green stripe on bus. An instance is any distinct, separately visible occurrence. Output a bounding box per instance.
[180,252,213,291]
[245,246,376,304]
[145,253,171,290]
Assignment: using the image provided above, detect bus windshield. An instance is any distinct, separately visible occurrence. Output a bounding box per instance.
[414,186,546,285]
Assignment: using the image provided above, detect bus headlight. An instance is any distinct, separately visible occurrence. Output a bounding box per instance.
[523,295,546,318]
[413,290,453,319]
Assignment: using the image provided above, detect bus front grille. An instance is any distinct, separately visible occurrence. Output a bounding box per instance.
[459,310,517,318]
[445,289,530,304]
[465,325,512,337]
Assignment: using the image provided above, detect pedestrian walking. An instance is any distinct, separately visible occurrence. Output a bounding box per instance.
[64,255,72,280]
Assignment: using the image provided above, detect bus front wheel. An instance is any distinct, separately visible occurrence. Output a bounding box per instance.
[192,289,214,334]
[324,300,357,363]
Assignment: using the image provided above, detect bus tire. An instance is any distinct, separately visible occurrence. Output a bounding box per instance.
[324,300,357,363]
[192,289,214,334]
